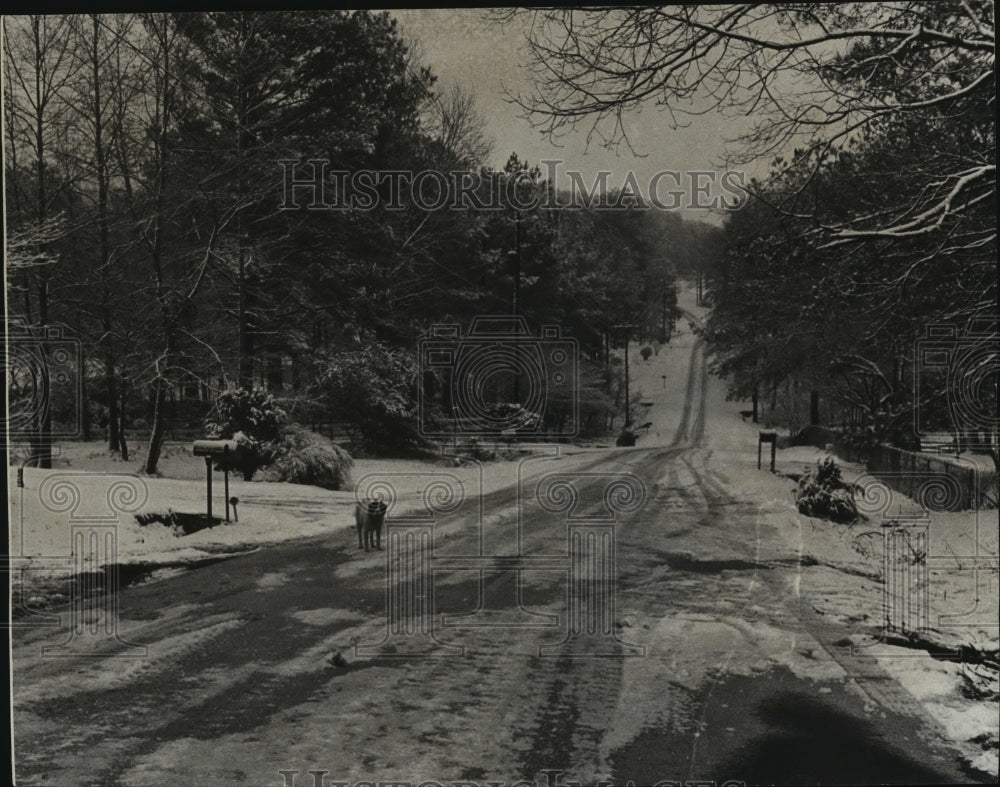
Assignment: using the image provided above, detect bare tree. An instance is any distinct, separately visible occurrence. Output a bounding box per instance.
[106,14,236,475]
[426,83,495,168]
[510,4,996,467]
[500,3,995,241]
[58,14,146,456]
[4,14,76,467]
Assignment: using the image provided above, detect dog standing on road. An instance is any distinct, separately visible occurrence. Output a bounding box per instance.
[356,499,388,551]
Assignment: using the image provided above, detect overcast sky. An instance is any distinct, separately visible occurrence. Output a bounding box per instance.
[392,8,764,224]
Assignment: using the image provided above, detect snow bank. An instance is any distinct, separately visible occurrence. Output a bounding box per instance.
[8,447,600,578]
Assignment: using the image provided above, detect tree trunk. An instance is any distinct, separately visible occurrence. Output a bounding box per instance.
[80,345,92,441]
[34,282,53,469]
[266,352,283,391]
[661,288,667,343]
[106,356,119,452]
[141,15,173,476]
[90,15,118,456]
[810,390,820,425]
[238,246,254,387]
[785,378,796,436]
[623,333,631,427]
[144,378,168,475]
[118,384,129,461]
[989,442,999,507]
[235,22,254,390]
[32,19,53,469]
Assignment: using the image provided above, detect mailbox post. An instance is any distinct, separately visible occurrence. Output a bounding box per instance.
[758,431,777,473]
[192,440,240,522]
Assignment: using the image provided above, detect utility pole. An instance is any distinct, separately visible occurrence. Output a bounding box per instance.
[661,286,667,343]
[508,210,522,406]
[512,211,521,316]
[614,323,639,428]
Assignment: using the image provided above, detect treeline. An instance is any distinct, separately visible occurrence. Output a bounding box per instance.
[496,3,994,471]
[5,11,718,468]
[702,2,996,464]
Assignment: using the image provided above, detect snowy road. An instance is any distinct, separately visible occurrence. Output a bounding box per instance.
[11,300,996,786]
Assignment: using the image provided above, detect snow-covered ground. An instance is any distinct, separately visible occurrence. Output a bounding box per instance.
[8,443,603,577]
[627,313,697,446]
[706,445,999,778]
[656,285,999,776]
[9,281,998,778]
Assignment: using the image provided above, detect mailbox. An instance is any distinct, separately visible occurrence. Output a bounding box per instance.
[758,431,778,472]
[193,439,240,458]
[192,440,242,522]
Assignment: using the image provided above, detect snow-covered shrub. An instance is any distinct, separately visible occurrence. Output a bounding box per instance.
[206,388,286,440]
[795,457,860,523]
[265,424,353,490]
[482,402,543,432]
[616,429,637,446]
[460,437,496,462]
[313,344,431,457]
[205,388,287,480]
[226,430,272,481]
